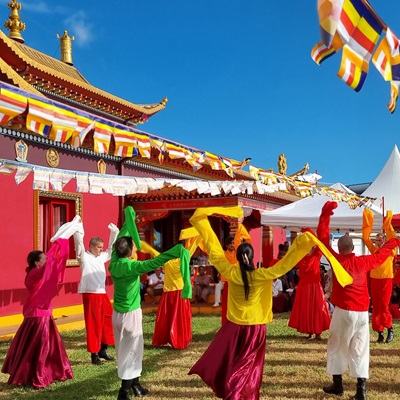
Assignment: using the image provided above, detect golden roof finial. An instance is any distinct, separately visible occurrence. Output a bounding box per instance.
[56,30,75,65]
[4,0,26,43]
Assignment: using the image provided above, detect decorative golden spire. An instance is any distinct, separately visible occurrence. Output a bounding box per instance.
[56,30,75,65]
[4,0,26,43]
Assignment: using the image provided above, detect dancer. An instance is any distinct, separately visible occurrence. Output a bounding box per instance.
[2,216,82,389]
[218,223,252,323]
[74,222,119,364]
[318,202,400,400]
[362,209,396,343]
[288,233,331,340]
[140,238,193,349]
[109,206,189,400]
[188,206,350,400]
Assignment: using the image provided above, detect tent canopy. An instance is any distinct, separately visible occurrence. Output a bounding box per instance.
[261,183,382,232]
[362,144,400,215]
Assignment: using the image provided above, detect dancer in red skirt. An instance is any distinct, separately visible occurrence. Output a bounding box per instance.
[188,206,349,400]
[2,217,82,389]
[288,243,331,340]
[140,237,195,350]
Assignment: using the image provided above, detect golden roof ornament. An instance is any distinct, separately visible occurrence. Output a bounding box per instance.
[278,153,287,175]
[4,0,26,43]
[56,30,75,65]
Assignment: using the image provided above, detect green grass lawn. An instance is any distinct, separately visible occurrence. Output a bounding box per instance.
[0,313,399,399]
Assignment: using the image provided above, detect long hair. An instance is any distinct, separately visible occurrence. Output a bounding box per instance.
[26,250,44,273]
[236,242,255,300]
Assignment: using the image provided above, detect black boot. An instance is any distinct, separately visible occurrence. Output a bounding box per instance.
[98,343,116,361]
[91,352,103,365]
[118,379,134,400]
[377,331,384,343]
[350,378,366,400]
[131,377,149,397]
[323,374,344,396]
[386,327,394,343]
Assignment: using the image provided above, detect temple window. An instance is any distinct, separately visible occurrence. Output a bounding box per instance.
[34,190,82,265]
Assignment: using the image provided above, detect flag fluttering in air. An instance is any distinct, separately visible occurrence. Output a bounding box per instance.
[311,0,400,111]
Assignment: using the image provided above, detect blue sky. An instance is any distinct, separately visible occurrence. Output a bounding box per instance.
[1,0,400,186]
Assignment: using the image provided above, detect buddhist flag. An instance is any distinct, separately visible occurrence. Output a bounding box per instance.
[26,98,54,136]
[249,165,260,180]
[0,87,27,125]
[372,29,400,113]
[318,0,345,47]
[344,1,383,62]
[113,127,137,157]
[337,45,368,91]
[205,151,226,170]
[133,131,151,158]
[373,35,393,81]
[93,120,113,154]
[185,151,203,171]
[165,142,187,159]
[388,81,400,113]
[49,104,78,143]
[71,112,95,147]
[312,32,344,64]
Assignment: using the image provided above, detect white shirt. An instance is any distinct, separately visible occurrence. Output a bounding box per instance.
[148,272,165,290]
[272,279,283,297]
[74,228,118,294]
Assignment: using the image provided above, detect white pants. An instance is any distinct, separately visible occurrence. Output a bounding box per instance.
[214,281,225,304]
[112,309,143,380]
[327,307,370,379]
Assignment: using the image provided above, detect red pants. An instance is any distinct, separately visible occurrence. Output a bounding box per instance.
[82,293,114,353]
[371,278,392,332]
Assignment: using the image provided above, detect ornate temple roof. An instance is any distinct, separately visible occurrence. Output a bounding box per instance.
[0,1,166,124]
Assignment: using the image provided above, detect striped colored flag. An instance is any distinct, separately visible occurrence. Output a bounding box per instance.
[49,104,78,143]
[26,98,54,136]
[71,111,95,147]
[372,35,393,81]
[185,151,203,171]
[345,4,383,62]
[337,45,368,91]
[148,137,165,164]
[133,131,151,158]
[205,151,226,170]
[113,127,137,157]
[249,165,260,180]
[318,0,345,47]
[93,120,113,154]
[0,87,27,125]
[165,142,187,159]
[312,32,344,64]
[388,81,400,113]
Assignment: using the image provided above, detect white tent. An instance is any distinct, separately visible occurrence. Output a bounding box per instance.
[260,183,382,232]
[362,144,400,215]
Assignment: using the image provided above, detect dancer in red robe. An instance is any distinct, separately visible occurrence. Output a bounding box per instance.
[2,217,82,388]
[288,243,331,340]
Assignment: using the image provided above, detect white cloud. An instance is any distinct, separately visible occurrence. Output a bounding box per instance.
[65,11,94,47]
[21,1,67,14]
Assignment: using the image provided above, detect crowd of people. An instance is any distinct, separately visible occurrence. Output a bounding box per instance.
[2,203,400,400]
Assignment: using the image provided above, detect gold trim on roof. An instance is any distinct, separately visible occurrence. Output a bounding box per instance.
[0,56,43,95]
[0,30,166,118]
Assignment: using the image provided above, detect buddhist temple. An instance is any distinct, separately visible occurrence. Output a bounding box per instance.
[0,1,322,324]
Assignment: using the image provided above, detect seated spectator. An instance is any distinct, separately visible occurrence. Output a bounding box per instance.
[272,277,290,313]
[146,267,164,304]
[194,266,214,303]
